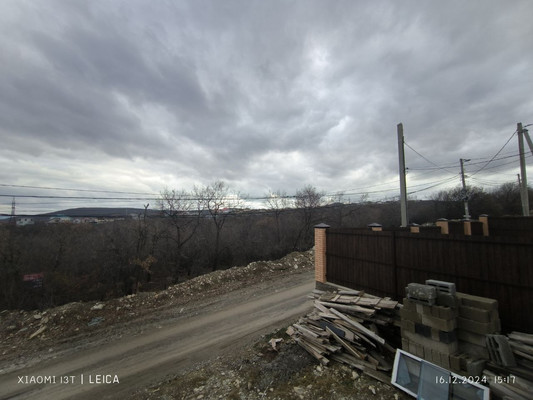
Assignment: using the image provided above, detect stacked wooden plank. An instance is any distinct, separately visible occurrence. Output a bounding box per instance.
[288,289,400,383]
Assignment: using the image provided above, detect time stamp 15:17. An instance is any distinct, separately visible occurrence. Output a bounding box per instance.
[436,374,516,385]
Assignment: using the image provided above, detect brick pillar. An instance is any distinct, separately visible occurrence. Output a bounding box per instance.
[314,223,330,283]
[368,223,382,232]
[479,214,489,236]
[464,220,472,236]
[410,223,420,233]
[436,218,449,234]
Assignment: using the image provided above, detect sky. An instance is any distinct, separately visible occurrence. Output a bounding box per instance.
[1,0,532,214]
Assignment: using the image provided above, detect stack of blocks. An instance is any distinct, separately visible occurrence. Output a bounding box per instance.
[453,292,501,374]
[400,280,501,376]
[400,281,458,370]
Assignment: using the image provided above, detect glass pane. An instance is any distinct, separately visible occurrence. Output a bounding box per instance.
[395,352,421,395]
[450,381,486,400]
[417,362,450,400]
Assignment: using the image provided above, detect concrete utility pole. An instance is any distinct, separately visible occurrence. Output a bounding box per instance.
[397,123,408,227]
[460,158,471,220]
[517,122,530,216]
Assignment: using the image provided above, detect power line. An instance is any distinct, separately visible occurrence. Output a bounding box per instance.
[470,129,517,177]
[0,183,158,195]
[404,141,458,175]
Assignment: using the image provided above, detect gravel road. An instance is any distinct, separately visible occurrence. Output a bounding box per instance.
[0,270,314,400]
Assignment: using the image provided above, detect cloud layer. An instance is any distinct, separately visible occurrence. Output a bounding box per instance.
[1,1,532,213]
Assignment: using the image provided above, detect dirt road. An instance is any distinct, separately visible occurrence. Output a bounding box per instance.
[0,271,314,399]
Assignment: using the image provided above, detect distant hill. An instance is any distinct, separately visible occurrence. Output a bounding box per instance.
[40,207,161,218]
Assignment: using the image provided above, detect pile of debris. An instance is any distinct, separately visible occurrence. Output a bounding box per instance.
[288,289,401,384]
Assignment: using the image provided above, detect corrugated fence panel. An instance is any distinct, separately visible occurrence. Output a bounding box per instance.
[325,229,533,332]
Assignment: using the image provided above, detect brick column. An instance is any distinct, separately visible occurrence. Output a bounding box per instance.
[436,218,449,234]
[464,220,472,236]
[367,223,382,232]
[479,214,489,236]
[410,223,420,233]
[314,223,330,283]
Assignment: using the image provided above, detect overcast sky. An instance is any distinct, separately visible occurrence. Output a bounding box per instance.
[1,1,532,214]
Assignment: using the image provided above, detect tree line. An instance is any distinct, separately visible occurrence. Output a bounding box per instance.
[0,180,529,310]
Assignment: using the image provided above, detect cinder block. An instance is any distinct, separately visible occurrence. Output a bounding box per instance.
[400,307,422,323]
[458,305,491,323]
[421,314,457,332]
[436,292,458,308]
[486,335,516,367]
[415,322,431,338]
[407,283,437,306]
[402,297,416,311]
[456,292,498,311]
[466,359,485,377]
[439,351,451,370]
[457,330,487,347]
[415,303,432,315]
[431,304,459,320]
[401,319,416,333]
[450,353,463,373]
[438,330,457,344]
[457,317,500,335]
[425,279,456,295]
[402,330,459,355]
[458,342,490,360]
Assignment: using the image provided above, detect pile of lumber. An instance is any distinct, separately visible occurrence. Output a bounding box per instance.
[484,331,533,400]
[287,289,400,383]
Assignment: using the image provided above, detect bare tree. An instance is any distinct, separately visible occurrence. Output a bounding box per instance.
[157,188,201,277]
[265,190,291,245]
[195,180,243,269]
[293,185,324,250]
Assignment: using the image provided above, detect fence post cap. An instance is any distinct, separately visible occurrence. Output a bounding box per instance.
[314,223,330,229]
[479,214,488,217]
[367,223,382,227]
[437,218,448,221]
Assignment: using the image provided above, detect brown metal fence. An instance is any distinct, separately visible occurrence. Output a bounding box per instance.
[326,228,533,333]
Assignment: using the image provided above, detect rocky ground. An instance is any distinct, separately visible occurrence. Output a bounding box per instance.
[1,249,409,399]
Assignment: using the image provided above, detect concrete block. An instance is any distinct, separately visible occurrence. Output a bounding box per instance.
[457,330,487,347]
[436,292,459,308]
[402,338,409,350]
[438,330,457,344]
[486,335,516,367]
[399,307,422,323]
[402,330,459,354]
[466,359,486,377]
[401,319,416,333]
[415,322,431,338]
[425,279,456,295]
[406,283,437,306]
[450,353,463,373]
[415,303,432,316]
[439,351,451,370]
[402,297,416,311]
[458,305,492,323]
[458,342,490,360]
[429,305,459,320]
[457,317,500,335]
[456,292,498,311]
[421,314,457,332]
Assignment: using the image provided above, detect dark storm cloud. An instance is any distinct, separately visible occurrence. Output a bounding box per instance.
[0,0,532,213]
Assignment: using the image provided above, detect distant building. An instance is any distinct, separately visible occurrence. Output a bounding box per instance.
[47,216,72,224]
[16,217,35,226]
